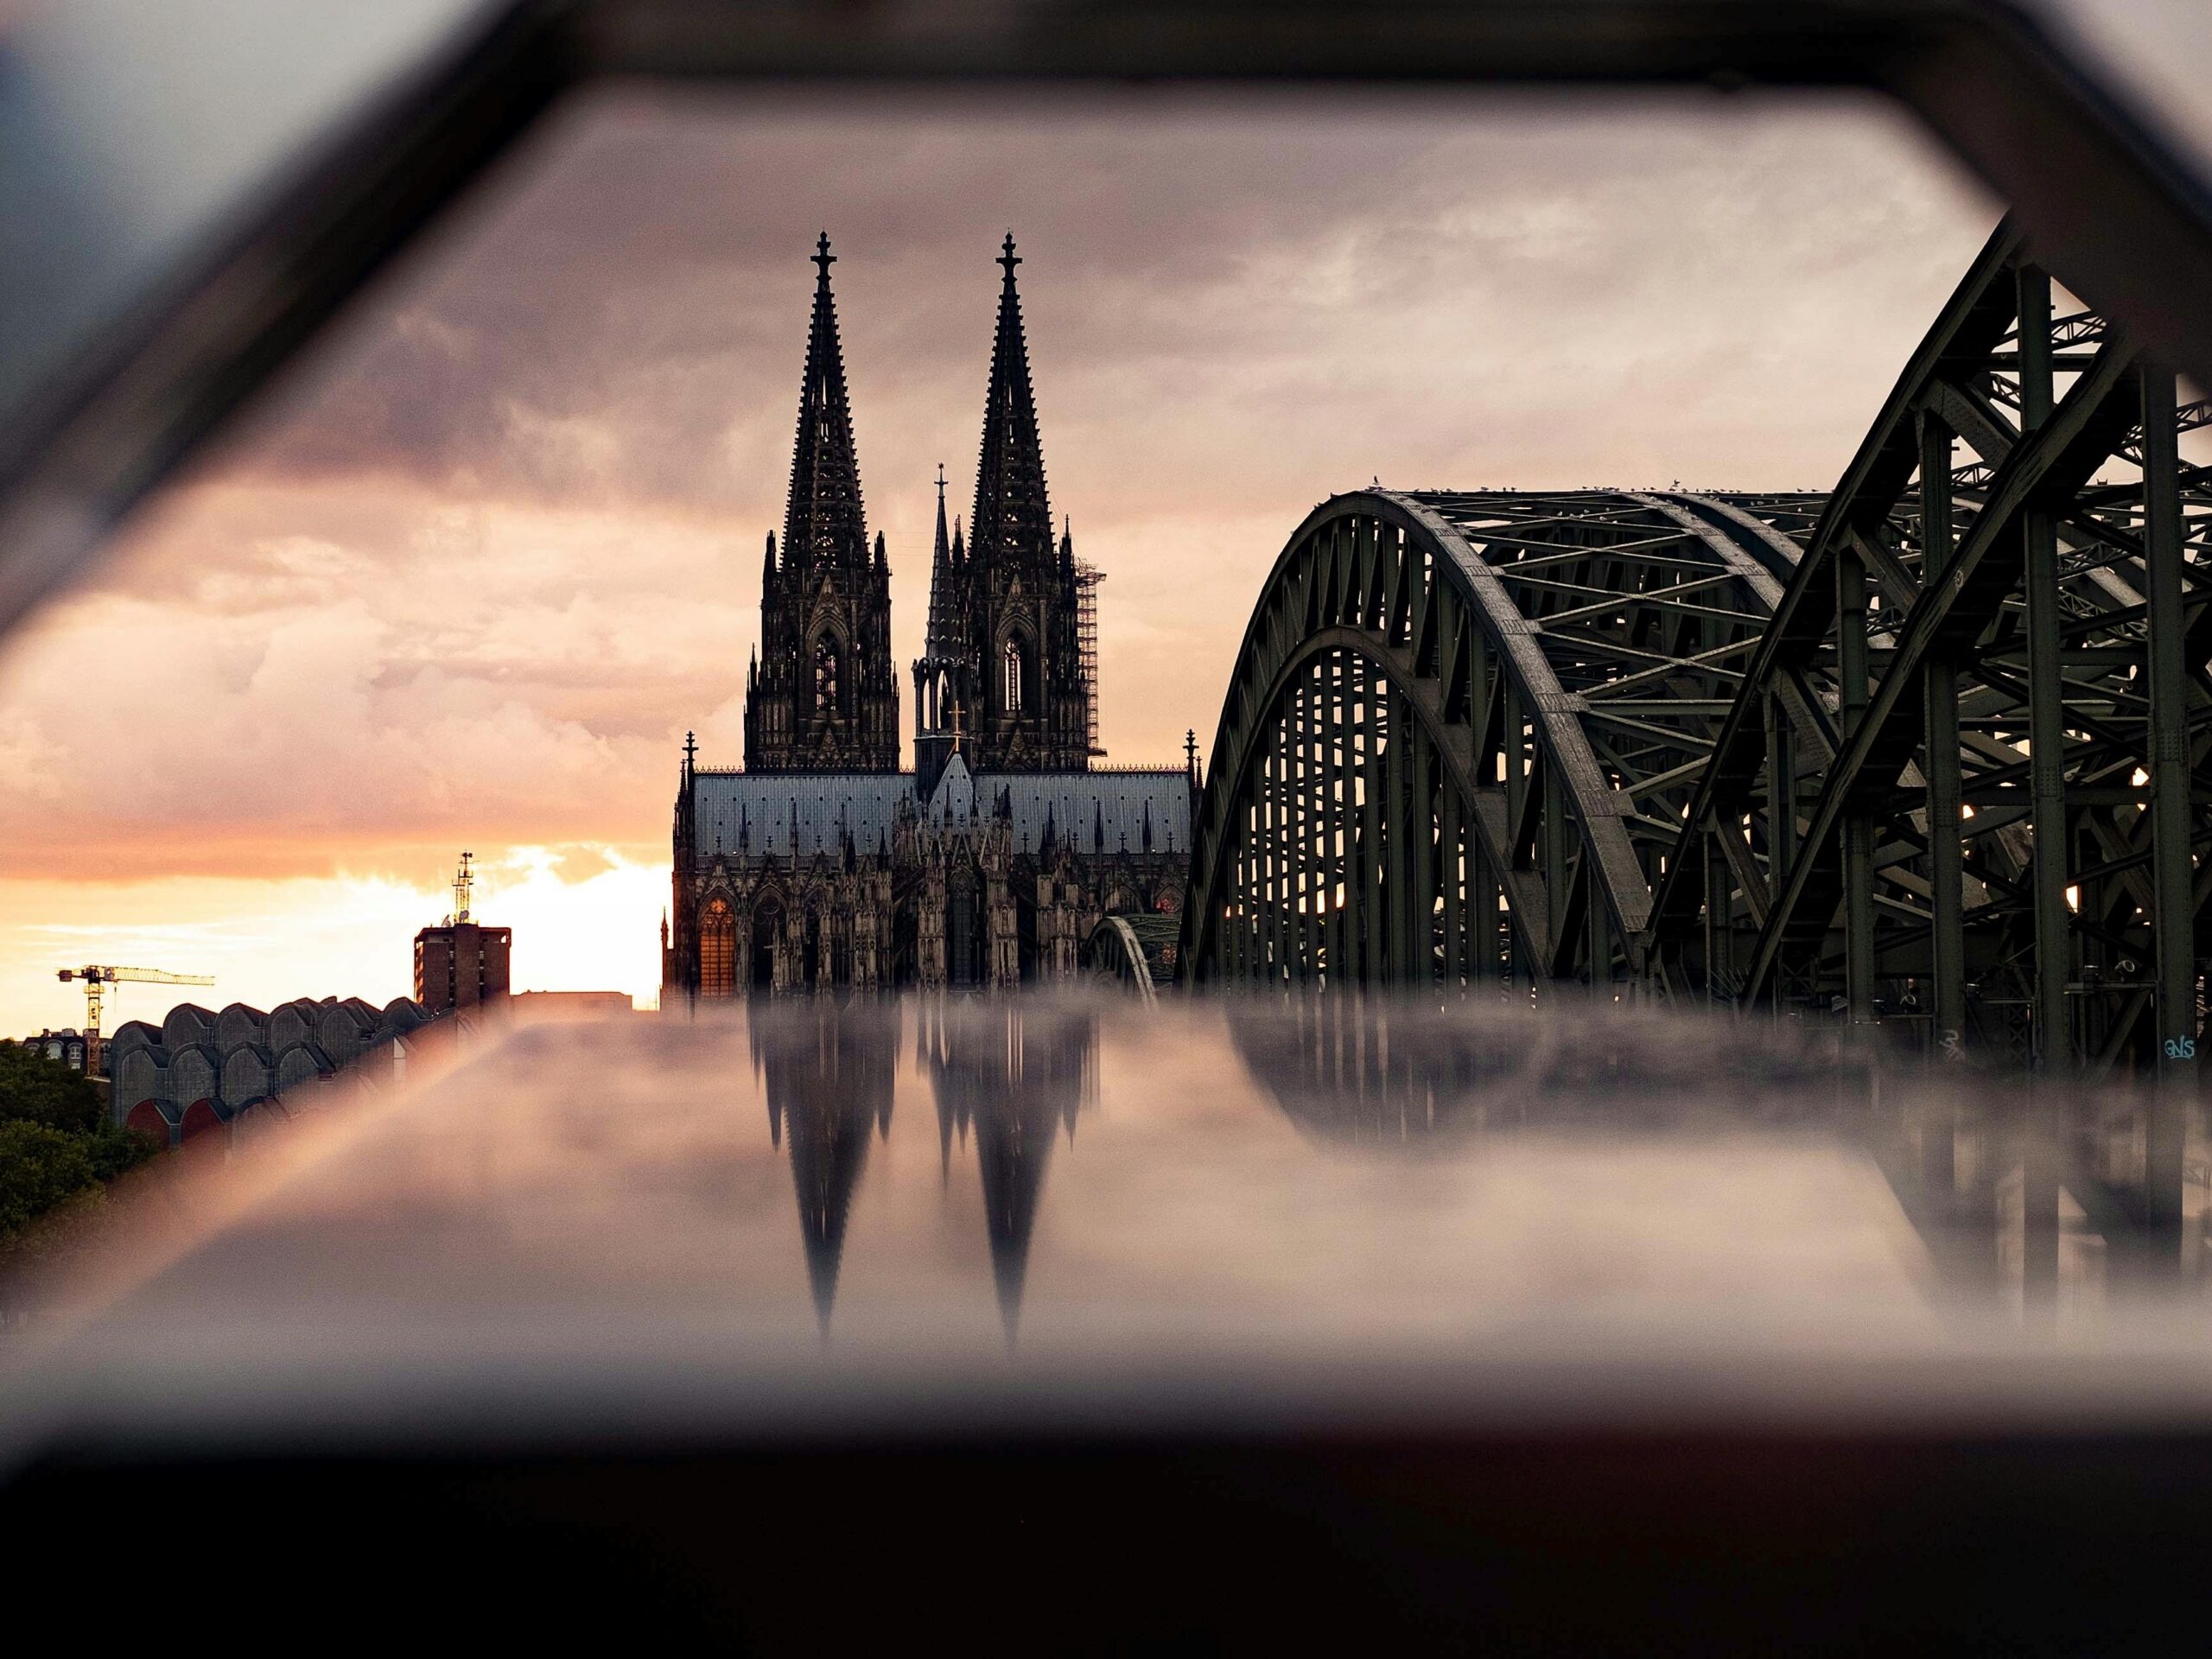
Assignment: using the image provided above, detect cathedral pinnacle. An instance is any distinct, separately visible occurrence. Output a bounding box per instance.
[925,465,963,664]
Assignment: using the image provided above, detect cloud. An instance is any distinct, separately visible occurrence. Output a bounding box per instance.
[0,477,738,878]
[219,86,1995,514]
[3,86,1999,895]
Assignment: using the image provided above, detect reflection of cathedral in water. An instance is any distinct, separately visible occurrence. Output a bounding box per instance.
[919,1001,1095,1336]
[753,1002,897,1326]
[752,1000,1096,1333]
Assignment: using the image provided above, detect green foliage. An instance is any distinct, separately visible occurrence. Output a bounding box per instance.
[0,1041,104,1134]
[0,1048,161,1256]
[0,1120,99,1239]
[83,1123,160,1183]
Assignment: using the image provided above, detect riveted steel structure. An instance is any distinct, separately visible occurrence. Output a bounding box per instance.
[1186,221,2212,1089]
[1649,223,2212,1077]
[1184,486,1802,991]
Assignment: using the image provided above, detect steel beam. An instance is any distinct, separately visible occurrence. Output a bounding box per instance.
[1921,410,1968,1060]
[2018,264,2074,1071]
[2142,365,2194,1228]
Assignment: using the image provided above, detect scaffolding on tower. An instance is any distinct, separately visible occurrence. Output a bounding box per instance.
[1074,560,1103,758]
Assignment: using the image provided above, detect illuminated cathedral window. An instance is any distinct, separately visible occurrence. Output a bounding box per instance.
[814,639,840,713]
[700,899,736,997]
[1003,639,1024,714]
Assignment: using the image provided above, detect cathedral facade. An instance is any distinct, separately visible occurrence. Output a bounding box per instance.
[665,235,1190,999]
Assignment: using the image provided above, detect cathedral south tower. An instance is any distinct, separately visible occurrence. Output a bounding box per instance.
[745,234,899,773]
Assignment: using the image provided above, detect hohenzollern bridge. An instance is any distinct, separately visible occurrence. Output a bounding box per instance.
[1171,223,2212,1083]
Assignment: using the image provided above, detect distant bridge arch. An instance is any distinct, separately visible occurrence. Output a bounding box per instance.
[1182,485,1798,988]
[1080,912,1177,1003]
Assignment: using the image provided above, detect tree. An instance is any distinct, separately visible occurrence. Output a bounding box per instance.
[0,1048,158,1261]
[0,1042,104,1134]
[0,1121,97,1239]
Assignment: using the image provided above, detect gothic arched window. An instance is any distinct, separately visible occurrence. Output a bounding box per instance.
[814,637,840,714]
[751,899,781,991]
[699,899,736,998]
[949,874,979,987]
[1002,639,1025,714]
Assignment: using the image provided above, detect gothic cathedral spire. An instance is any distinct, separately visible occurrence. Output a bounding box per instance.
[785,232,867,571]
[747,234,899,773]
[970,233,1054,586]
[960,234,1090,773]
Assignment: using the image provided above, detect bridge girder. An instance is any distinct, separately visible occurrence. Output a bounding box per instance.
[1650,223,2212,1091]
[1185,220,2212,1093]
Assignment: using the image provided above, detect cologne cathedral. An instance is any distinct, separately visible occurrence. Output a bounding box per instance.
[664,234,1191,997]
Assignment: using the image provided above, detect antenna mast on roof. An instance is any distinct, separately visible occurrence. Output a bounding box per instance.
[452,851,474,924]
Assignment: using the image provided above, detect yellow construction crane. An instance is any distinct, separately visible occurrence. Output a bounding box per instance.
[57,965,214,1074]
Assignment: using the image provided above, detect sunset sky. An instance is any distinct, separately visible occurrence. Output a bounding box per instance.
[0,84,2001,1027]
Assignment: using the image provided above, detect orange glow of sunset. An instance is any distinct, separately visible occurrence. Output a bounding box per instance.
[2,851,669,1033]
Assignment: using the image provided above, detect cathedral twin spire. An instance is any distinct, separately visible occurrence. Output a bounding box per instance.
[781,233,872,578]
[921,231,1092,784]
[745,232,1090,784]
[744,232,898,773]
[969,233,1058,589]
[955,233,1091,775]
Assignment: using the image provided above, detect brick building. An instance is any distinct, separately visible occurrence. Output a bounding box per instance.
[414,920,512,1014]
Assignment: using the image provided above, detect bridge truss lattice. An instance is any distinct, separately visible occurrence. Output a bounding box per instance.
[1183,222,2212,1090]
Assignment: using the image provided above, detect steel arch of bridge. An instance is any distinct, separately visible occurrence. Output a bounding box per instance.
[1183,220,2212,1089]
[1079,912,1173,1005]
[1182,484,1805,988]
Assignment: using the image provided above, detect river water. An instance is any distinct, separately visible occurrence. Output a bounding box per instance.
[8,988,2209,1450]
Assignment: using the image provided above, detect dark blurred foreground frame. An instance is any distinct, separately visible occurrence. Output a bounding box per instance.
[8,3,2212,1647]
[2,0,2211,642]
[13,1429,2212,1651]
